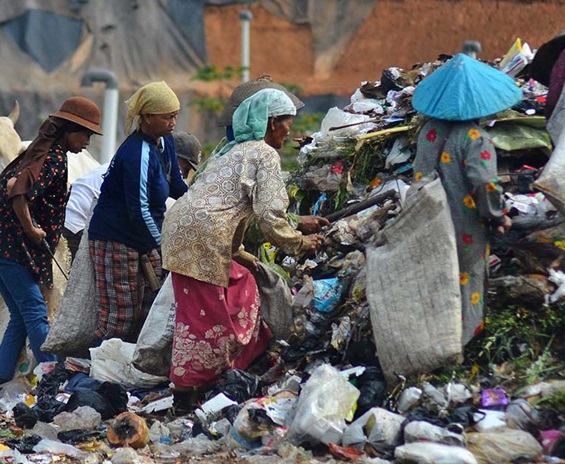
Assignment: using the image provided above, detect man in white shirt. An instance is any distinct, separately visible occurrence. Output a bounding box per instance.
[62,163,109,261]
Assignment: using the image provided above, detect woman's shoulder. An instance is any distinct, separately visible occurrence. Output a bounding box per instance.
[453,121,490,142]
[229,139,277,160]
[47,144,67,164]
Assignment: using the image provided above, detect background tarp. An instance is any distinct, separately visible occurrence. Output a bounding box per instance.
[0,0,370,155]
[0,0,209,144]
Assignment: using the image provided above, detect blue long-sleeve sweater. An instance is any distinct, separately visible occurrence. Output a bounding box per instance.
[88,130,188,252]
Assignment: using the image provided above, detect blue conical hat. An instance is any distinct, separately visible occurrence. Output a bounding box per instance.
[412,53,522,121]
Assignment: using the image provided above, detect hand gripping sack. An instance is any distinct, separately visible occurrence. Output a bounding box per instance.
[365,176,462,386]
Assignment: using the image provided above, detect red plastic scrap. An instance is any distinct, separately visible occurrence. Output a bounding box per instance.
[328,442,364,461]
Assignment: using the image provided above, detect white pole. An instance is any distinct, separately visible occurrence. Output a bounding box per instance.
[80,68,119,163]
[101,88,119,163]
[240,10,253,82]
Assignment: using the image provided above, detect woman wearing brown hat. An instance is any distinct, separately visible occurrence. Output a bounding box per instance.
[0,96,102,383]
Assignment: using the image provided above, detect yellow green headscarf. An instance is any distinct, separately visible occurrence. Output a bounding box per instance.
[125,81,180,134]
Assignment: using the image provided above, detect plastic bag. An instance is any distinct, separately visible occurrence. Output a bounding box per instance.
[472,409,507,432]
[397,387,422,414]
[65,381,128,420]
[342,407,404,451]
[289,364,359,445]
[90,338,169,389]
[466,429,543,464]
[227,396,294,450]
[394,442,478,464]
[313,278,343,313]
[211,369,260,404]
[498,38,533,77]
[403,420,466,447]
[505,398,540,432]
[315,107,373,142]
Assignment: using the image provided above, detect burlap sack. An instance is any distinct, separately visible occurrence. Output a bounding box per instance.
[42,203,98,358]
[534,130,565,217]
[536,83,565,216]
[132,273,175,377]
[365,177,462,386]
[253,262,294,340]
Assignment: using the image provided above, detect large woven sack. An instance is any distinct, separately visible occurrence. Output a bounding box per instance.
[534,128,565,217]
[132,273,175,377]
[42,203,98,358]
[253,262,294,339]
[365,176,462,386]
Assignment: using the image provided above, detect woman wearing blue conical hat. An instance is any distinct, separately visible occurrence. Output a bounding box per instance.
[412,53,521,345]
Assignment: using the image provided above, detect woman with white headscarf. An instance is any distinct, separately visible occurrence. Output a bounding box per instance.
[161,88,324,405]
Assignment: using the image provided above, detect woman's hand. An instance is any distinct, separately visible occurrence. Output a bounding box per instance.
[494,215,512,236]
[298,215,330,234]
[12,195,47,247]
[303,233,325,254]
[25,224,47,248]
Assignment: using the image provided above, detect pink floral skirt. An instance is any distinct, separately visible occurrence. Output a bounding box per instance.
[170,261,272,388]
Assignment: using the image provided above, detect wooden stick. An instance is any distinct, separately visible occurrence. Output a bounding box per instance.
[325,189,399,223]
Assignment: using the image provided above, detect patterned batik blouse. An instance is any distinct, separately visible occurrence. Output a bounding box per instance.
[162,139,308,288]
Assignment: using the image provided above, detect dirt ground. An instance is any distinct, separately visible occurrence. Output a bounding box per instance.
[204,0,565,97]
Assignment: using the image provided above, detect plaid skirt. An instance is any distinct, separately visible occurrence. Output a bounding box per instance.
[89,240,161,343]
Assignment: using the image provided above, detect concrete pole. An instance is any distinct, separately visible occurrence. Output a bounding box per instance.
[463,40,482,59]
[81,68,119,163]
[239,10,253,82]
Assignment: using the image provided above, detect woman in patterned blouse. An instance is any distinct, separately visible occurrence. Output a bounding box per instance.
[162,89,326,409]
[0,96,102,383]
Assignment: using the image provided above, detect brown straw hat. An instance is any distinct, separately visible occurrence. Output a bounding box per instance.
[531,29,565,86]
[218,75,304,127]
[50,96,103,135]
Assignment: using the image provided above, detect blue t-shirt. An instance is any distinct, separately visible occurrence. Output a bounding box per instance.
[88,130,188,252]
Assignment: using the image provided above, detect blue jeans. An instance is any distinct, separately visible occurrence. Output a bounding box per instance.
[0,258,57,381]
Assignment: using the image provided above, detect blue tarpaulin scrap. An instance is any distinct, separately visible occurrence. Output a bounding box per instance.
[1,9,82,72]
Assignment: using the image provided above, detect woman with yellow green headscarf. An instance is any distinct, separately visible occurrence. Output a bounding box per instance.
[161,88,326,409]
[88,81,188,344]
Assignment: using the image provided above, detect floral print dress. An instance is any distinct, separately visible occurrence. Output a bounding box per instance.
[0,146,68,288]
[413,120,505,345]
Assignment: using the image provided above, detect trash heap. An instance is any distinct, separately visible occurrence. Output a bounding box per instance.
[4,47,565,463]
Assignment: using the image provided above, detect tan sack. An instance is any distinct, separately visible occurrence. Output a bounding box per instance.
[253,262,294,340]
[132,273,175,377]
[42,202,98,358]
[365,176,462,386]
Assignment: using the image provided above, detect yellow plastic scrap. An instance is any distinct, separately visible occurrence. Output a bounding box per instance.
[554,240,565,251]
[0,443,9,451]
[355,125,412,150]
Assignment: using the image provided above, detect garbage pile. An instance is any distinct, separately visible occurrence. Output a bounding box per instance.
[4,44,565,463]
